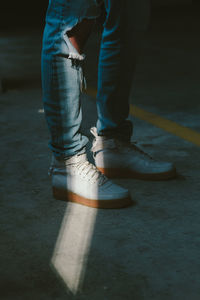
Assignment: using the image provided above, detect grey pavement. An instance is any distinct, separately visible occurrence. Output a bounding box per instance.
[1,4,200,300]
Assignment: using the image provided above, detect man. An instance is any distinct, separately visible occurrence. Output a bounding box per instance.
[41,0,176,209]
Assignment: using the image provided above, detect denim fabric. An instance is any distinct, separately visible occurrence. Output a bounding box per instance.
[96,0,135,140]
[41,0,135,158]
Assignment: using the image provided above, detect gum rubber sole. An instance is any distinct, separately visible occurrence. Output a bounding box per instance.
[97,167,177,181]
[53,187,133,209]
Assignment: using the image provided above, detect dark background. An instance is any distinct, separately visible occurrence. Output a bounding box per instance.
[0,0,49,29]
[0,0,199,30]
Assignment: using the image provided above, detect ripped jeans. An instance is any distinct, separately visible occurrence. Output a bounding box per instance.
[41,0,135,158]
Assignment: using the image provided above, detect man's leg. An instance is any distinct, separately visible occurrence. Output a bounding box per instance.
[96,0,135,140]
[41,26,89,159]
[92,0,176,180]
[41,0,132,208]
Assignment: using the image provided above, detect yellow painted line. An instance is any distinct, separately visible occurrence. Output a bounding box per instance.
[129,105,200,147]
[86,88,200,147]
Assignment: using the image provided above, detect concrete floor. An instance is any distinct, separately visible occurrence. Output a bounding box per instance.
[1,5,200,300]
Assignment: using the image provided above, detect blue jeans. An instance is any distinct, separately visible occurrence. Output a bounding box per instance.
[41,0,135,158]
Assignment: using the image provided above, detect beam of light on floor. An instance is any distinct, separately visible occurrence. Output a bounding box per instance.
[51,202,97,294]
[86,87,200,147]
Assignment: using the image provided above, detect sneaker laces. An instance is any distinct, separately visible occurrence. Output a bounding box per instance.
[116,140,153,160]
[92,135,153,161]
[73,160,107,185]
[90,127,153,160]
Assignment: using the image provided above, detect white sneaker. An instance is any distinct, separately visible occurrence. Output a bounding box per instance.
[49,153,132,208]
[91,127,176,180]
